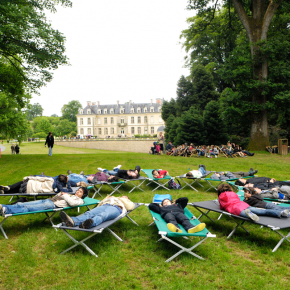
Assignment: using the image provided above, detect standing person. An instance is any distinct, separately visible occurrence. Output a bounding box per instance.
[45,132,54,156]
[11,143,15,154]
[15,144,20,154]
[158,132,164,152]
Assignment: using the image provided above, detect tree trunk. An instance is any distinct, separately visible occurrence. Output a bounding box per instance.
[232,0,283,150]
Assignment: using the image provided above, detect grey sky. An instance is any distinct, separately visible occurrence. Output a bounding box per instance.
[31,0,193,116]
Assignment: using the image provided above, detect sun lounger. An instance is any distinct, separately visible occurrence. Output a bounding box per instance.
[0,197,99,239]
[119,176,147,193]
[147,205,216,262]
[91,181,126,198]
[175,171,212,191]
[141,169,171,191]
[53,203,143,257]
[153,194,172,203]
[191,200,290,252]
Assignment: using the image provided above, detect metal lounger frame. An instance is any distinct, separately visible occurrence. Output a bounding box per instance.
[190,200,290,252]
[177,171,212,191]
[146,178,170,192]
[120,177,147,193]
[92,181,125,198]
[53,203,143,257]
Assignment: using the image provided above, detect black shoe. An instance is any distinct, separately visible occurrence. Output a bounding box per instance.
[202,165,206,171]
[199,164,202,168]
[249,168,253,172]
[67,170,72,175]
[79,219,93,229]
[60,211,75,227]
[251,153,255,156]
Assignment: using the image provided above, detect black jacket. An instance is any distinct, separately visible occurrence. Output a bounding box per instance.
[246,177,271,184]
[149,197,188,219]
[243,194,266,208]
[45,135,54,148]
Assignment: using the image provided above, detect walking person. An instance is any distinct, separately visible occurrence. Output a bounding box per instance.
[11,143,15,154]
[45,132,54,156]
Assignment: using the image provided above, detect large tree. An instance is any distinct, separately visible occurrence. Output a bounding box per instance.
[61,100,82,122]
[187,0,285,150]
[26,103,43,120]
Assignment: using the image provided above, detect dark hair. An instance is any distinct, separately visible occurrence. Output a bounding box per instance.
[49,132,52,135]
[243,187,255,195]
[161,199,172,206]
[79,187,88,199]
[186,172,193,178]
[152,169,158,175]
[110,176,119,182]
[235,179,245,186]
[58,174,68,183]
[217,183,233,196]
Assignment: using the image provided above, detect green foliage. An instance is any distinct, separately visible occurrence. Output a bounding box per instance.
[35,118,54,134]
[161,99,176,122]
[32,132,47,139]
[61,100,82,122]
[54,119,76,136]
[26,103,43,120]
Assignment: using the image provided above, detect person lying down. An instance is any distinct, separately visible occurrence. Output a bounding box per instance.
[149,197,206,234]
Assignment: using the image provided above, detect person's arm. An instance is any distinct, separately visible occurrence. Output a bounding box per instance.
[45,136,47,146]
[62,182,73,192]
[61,193,84,206]
[68,180,77,187]
[175,197,188,209]
[148,203,161,213]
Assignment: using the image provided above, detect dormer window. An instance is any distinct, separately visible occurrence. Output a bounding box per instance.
[104,109,107,114]
[131,108,134,113]
[150,107,154,112]
[110,108,114,114]
[144,107,147,113]
[98,109,102,114]
[137,107,141,113]
[79,110,83,115]
[120,109,124,113]
[87,109,91,114]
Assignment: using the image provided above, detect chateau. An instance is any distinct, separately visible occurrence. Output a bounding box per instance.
[76,99,165,138]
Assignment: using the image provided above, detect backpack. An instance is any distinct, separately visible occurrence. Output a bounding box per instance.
[168,178,181,190]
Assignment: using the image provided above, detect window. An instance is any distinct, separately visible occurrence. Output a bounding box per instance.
[110,108,114,114]
[138,127,141,134]
[80,110,83,114]
[80,118,83,125]
[120,107,124,114]
[151,116,154,123]
[137,107,141,113]
[144,116,147,123]
[151,127,154,134]
[88,128,91,134]
[111,117,114,124]
[98,128,102,135]
[104,109,107,114]
[87,109,91,114]
[131,127,135,134]
[104,117,107,124]
[138,116,141,124]
[158,107,161,112]
[144,107,147,113]
[150,107,154,112]
[104,128,108,135]
[111,128,114,134]
[121,118,124,124]
[98,118,101,124]
[98,109,101,114]
[159,116,163,123]
[80,128,84,134]
[131,108,134,113]
[88,118,91,125]
[131,117,134,124]
[144,127,148,134]
[121,128,124,134]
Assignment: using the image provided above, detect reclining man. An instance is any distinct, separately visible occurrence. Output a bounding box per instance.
[149,197,206,234]
[0,187,88,215]
[244,186,290,201]
[60,195,135,229]
[210,168,258,180]
[97,165,141,180]
[235,177,290,190]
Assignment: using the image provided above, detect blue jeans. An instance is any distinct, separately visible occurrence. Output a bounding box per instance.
[198,167,206,175]
[103,168,119,176]
[48,147,52,156]
[240,204,286,219]
[2,199,55,214]
[68,174,88,183]
[198,151,205,156]
[209,152,217,157]
[71,204,121,228]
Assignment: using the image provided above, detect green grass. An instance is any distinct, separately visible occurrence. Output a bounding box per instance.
[1,144,290,289]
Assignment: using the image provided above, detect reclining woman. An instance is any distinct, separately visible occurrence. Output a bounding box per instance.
[0,187,88,215]
[149,197,206,233]
[97,165,141,180]
[152,169,169,179]
[60,195,135,229]
[217,184,290,222]
[210,168,258,180]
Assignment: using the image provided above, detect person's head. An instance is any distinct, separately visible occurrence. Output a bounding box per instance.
[58,174,68,184]
[244,183,254,188]
[217,183,233,196]
[161,199,172,206]
[211,145,214,149]
[243,187,256,198]
[235,179,246,186]
[152,170,159,178]
[186,172,193,178]
[127,170,139,179]
[108,175,119,182]
[78,181,88,187]
[75,187,88,199]
[49,132,52,136]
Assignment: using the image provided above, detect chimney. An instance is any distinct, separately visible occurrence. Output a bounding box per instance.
[97,101,100,107]
[129,100,132,105]
[117,100,119,106]
[156,98,163,105]
[92,102,96,106]
[87,101,91,106]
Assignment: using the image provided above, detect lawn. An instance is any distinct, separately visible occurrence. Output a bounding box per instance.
[0,143,290,289]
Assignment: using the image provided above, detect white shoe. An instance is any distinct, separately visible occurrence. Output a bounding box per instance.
[215,155,217,158]
[97,167,104,172]
[116,165,122,169]
[207,156,210,158]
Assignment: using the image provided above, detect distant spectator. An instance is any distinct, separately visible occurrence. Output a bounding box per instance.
[158,132,164,152]
[166,141,173,151]
[15,144,20,154]
[45,132,54,156]
[11,144,15,154]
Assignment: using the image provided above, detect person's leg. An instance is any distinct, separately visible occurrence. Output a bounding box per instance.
[175,213,192,231]
[232,171,250,178]
[68,174,87,183]
[198,167,206,175]
[71,204,120,227]
[1,181,23,193]
[1,204,27,214]
[265,203,289,216]
[247,206,283,218]
[163,213,182,232]
[48,146,52,156]
[18,199,55,212]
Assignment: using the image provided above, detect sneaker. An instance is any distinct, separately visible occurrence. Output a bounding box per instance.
[59,211,75,227]
[244,209,259,222]
[135,165,141,173]
[97,167,104,172]
[215,155,217,158]
[41,172,45,176]
[167,223,182,233]
[116,165,122,169]
[67,170,72,175]
[202,165,206,171]
[0,205,7,217]
[188,223,206,234]
[79,171,84,175]
[281,209,290,217]
[79,218,94,229]
[207,156,210,158]
[0,190,3,194]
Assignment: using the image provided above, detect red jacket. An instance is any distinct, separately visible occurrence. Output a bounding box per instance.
[218,191,249,216]
[156,170,168,178]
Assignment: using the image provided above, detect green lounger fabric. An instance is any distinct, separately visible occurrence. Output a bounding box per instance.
[142,169,171,180]
[149,207,209,238]
[7,197,100,216]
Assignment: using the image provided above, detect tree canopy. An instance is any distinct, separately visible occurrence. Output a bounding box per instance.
[61,100,82,122]
[26,103,44,120]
